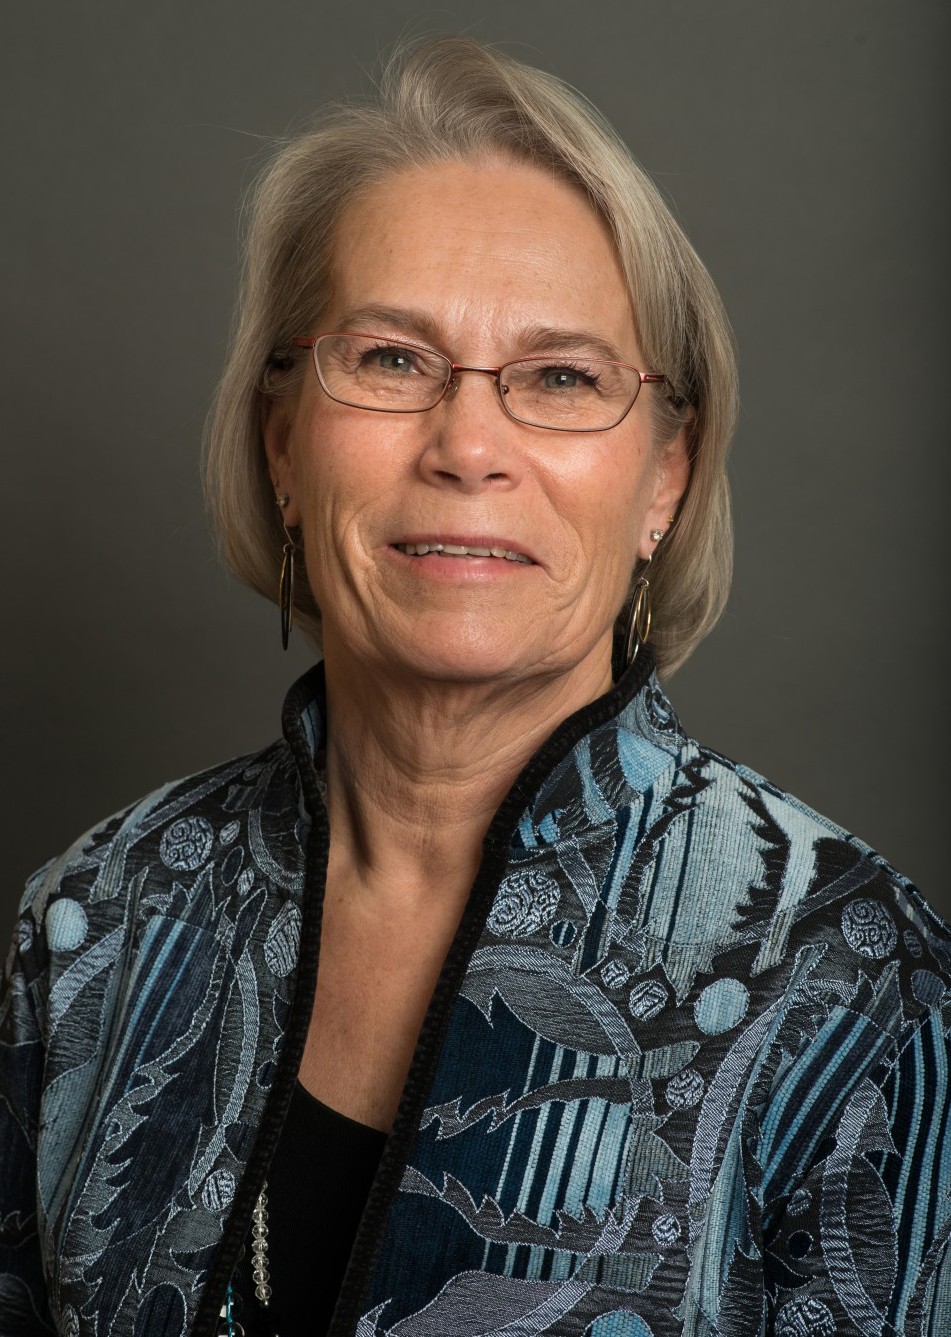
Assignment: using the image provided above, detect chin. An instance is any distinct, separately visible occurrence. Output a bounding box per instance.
[394,642,531,686]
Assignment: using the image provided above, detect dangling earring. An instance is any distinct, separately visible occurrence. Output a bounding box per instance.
[623,554,653,667]
[276,495,296,651]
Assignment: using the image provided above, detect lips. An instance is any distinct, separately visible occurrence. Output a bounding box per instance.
[391,536,536,564]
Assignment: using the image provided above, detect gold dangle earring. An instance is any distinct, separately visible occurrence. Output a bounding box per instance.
[276,495,296,651]
[623,525,666,667]
[623,557,653,667]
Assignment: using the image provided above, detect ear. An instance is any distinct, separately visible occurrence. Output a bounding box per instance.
[637,426,691,561]
[262,397,303,528]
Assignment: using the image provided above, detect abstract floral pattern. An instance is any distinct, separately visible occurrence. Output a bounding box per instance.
[486,869,561,937]
[840,896,899,958]
[2,662,950,1336]
[159,815,215,871]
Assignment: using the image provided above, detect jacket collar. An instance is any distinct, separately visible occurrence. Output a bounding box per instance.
[272,645,690,1334]
[279,644,685,847]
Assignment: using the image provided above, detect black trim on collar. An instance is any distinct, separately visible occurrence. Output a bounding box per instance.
[326,648,655,1335]
[195,664,332,1335]
[196,646,655,1335]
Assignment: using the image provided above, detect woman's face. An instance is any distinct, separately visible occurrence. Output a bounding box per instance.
[265,158,688,689]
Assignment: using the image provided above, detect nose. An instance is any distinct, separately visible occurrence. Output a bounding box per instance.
[417,367,520,493]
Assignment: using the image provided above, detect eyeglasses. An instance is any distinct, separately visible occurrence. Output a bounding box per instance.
[290,332,667,433]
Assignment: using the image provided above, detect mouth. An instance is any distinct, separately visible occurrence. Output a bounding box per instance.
[392,538,535,565]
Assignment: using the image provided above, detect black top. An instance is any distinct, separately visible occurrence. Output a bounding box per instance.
[236,1081,388,1336]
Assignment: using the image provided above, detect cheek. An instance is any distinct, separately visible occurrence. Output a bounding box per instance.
[287,419,352,580]
[559,436,655,554]
[290,410,415,594]
[291,406,381,519]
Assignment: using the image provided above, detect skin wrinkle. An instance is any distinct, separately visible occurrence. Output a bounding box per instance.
[263,159,690,1128]
[264,156,689,907]
[324,303,634,366]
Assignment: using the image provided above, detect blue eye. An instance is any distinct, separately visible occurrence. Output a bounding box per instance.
[373,349,415,373]
[544,370,579,389]
[538,365,599,391]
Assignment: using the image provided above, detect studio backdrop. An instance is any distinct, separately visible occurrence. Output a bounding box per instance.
[2,0,948,941]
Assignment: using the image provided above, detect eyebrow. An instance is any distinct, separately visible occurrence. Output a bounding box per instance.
[331,305,445,346]
[329,305,630,364]
[518,325,628,363]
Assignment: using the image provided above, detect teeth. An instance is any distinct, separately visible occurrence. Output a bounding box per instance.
[397,542,532,563]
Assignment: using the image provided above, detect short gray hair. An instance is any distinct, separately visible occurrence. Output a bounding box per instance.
[204,36,737,676]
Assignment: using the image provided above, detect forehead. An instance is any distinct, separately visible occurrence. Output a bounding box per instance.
[328,157,638,356]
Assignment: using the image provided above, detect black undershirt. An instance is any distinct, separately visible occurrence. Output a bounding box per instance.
[236,1080,387,1336]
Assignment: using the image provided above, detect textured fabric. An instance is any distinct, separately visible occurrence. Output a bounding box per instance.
[1,660,950,1336]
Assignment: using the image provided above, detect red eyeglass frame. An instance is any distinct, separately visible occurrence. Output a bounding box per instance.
[289,332,668,432]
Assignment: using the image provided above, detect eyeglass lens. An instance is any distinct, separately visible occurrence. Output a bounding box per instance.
[314,334,642,430]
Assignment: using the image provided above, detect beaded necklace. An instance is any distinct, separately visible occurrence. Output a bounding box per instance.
[217,1185,274,1336]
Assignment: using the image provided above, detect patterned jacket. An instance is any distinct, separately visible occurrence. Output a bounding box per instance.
[2,654,950,1336]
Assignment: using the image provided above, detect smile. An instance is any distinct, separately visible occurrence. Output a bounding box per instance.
[393,542,534,564]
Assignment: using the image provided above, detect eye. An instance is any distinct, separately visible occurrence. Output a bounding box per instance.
[539,363,599,390]
[545,369,579,389]
[367,346,418,374]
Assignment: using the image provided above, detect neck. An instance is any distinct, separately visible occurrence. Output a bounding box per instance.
[319,635,616,908]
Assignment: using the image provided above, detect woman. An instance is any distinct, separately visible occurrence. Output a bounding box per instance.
[2,36,949,1337]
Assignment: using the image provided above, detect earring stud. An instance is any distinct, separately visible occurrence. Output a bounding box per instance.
[650,528,664,542]
[276,494,289,509]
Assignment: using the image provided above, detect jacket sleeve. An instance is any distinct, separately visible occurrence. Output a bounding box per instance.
[759,989,951,1334]
[0,882,58,1335]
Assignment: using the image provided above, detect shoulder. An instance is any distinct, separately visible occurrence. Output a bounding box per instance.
[629,733,951,1171]
[628,729,950,1044]
[656,733,946,943]
[9,737,300,988]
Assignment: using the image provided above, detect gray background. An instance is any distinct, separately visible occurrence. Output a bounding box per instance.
[2,0,948,944]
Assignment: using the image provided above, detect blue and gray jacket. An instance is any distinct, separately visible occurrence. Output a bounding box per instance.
[2,654,950,1335]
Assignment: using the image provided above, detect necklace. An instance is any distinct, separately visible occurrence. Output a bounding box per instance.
[218,1184,274,1336]
[249,1184,274,1308]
